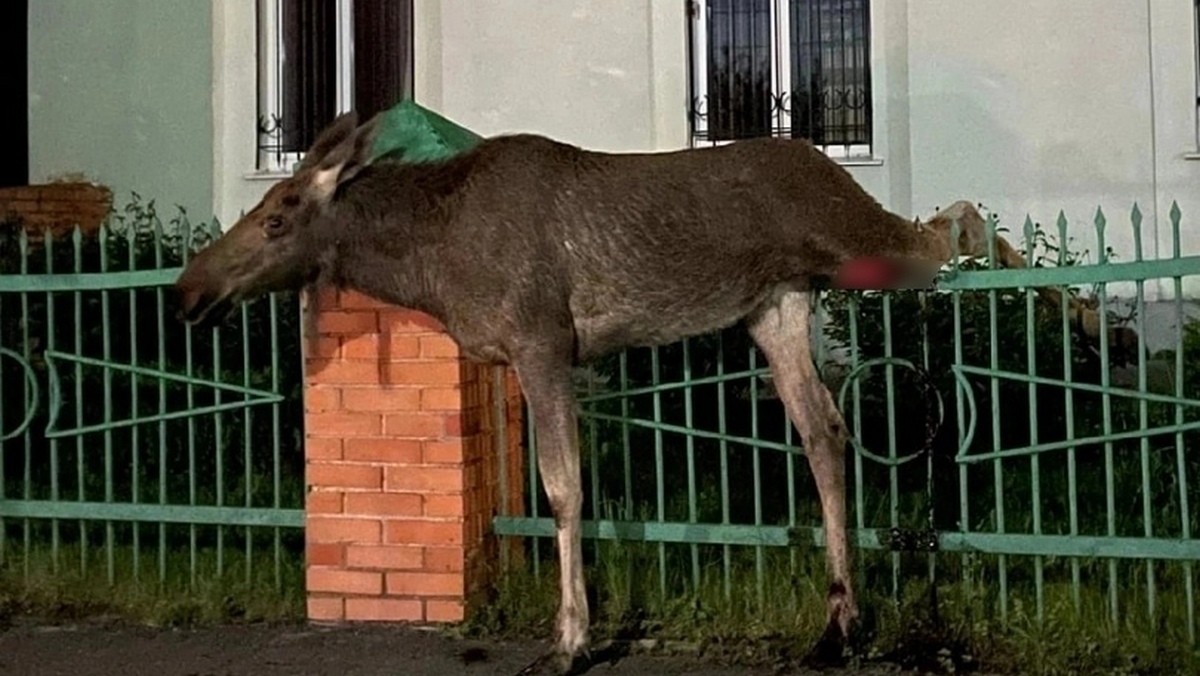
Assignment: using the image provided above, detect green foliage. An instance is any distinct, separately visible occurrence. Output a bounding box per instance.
[0,537,305,628]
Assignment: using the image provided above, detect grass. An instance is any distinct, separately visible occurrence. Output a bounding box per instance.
[464,536,1200,675]
[0,536,305,629]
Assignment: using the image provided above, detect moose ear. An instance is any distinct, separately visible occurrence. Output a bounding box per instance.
[299,112,360,172]
[305,112,383,200]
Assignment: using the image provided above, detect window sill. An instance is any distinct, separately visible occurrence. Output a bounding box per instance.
[1183,151,1200,161]
[836,156,884,167]
[242,169,294,182]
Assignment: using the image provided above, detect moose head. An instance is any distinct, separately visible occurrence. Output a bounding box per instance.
[175,112,380,328]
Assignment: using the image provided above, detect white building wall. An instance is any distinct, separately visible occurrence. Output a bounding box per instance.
[413,0,689,152]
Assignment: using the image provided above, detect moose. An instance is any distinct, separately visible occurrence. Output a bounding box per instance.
[175,111,1115,674]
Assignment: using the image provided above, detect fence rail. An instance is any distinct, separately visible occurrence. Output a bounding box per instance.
[0,209,306,597]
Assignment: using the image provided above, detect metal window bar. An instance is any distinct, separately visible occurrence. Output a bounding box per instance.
[689,0,871,156]
[257,0,414,173]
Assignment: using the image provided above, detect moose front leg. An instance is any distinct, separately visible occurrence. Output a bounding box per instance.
[513,353,591,675]
[748,289,857,660]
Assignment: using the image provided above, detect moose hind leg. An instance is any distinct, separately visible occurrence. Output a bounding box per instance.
[513,354,591,674]
[747,289,857,646]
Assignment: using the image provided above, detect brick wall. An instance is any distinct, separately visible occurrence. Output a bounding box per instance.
[0,182,113,241]
[303,288,525,623]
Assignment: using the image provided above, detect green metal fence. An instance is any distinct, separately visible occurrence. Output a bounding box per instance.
[494,201,1200,648]
[0,206,306,598]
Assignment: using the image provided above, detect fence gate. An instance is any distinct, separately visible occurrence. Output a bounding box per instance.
[931,204,1200,642]
[0,220,306,597]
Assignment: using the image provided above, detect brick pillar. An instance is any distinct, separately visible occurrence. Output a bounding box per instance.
[303,289,525,623]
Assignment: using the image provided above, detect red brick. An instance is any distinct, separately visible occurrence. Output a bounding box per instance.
[307,517,382,544]
[307,568,382,595]
[0,186,41,201]
[2,198,39,214]
[345,597,423,622]
[306,542,344,567]
[386,572,464,597]
[317,310,379,335]
[383,413,448,439]
[423,547,465,572]
[308,463,383,490]
[339,290,387,310]
[385,361,464,386]
[38,200,80,215]
[39,183,109,202]
[386,520,463,547]
[345,545,424,570]
[306,360,382,386]
[343,438,422,464]
[424,494,464,518]
[306,412,382,436]
[342,333,422,360]
[419,335,460,359]
[305,387,341,413]
[307,287,339,312]
[425,599,465,622]
[306,336,340,360]
[344,493,423,518]
[341,388,421,412]
[420,387,462,412]
[305,437,343,460]
[422,440,464,464]
[380,309,445,333]
[443,414,465,438]
[385,466,463,493]
[307,491,344,514]
[307,596,345,621]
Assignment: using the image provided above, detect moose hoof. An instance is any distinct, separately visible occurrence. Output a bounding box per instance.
[515,648,593,676]
[803,585,858,668]
[803,616,853,668]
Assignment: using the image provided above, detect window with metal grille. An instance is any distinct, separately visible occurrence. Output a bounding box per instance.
[687,0,872,158]
[257,0,413,172]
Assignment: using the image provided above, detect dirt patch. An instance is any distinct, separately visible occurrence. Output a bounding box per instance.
[0,617,941,676]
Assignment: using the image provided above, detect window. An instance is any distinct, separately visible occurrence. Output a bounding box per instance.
[257,0,414,172]
[687,0,872,158]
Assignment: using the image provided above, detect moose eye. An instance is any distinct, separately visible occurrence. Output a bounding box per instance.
[263,216,288,237]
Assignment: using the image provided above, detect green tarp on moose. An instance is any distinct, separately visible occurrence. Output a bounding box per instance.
[368,98,484,164]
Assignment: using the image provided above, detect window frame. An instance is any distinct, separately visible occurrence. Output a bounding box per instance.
[686,0,873,159]
[1194,0,1200,151]
[256,0,356,173]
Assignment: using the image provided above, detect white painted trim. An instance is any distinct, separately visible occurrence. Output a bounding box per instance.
[213,0,277,230]
[771,0,794,135]
[1194,0,1200,152]
[335,0,355,113]
[871,0,909,215]
[648,0,690,150]
[412,0,444,109]
[257,0,301,173]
